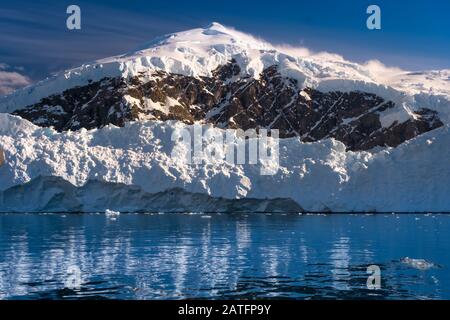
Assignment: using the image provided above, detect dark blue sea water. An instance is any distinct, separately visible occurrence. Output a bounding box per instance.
[0,213,449,300]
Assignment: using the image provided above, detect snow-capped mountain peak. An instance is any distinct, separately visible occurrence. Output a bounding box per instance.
[126,21,271,54]
[1,22,449,115]
[108,21,275,79]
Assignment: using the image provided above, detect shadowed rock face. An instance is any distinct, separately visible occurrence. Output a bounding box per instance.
[13,60,443,151]
[0,148,4,167]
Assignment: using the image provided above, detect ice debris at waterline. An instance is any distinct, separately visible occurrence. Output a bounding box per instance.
[105,209,120,217]
[400,257,438,270]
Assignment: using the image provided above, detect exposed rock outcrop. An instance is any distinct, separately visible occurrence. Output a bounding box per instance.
[13,61,443,151]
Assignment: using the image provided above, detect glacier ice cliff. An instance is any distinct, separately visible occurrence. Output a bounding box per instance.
[1,114,449,212]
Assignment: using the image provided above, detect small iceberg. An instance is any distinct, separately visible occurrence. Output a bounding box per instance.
[105,209,120,218]
[400,257,437,270]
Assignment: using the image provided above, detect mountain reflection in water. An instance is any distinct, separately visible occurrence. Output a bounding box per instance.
[0,213,448,300]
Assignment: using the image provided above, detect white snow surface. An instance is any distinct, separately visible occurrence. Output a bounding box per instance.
[1,22,449,121]
[1,114,449,212]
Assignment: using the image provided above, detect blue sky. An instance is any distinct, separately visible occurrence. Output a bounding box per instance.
[0,0,449,84]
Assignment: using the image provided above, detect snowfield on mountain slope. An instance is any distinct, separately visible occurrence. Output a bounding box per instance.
[0,114,449,212]
[1,22,449,118]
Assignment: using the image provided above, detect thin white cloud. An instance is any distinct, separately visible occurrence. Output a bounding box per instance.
[362,59,406,82]
[272,43,347,62]
[272,44,312,58]
[273,43,409,83]
[0,67,31,96]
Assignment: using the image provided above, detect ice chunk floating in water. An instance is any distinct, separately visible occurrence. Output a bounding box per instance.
[105,209,120,216]
[105,209,120,219]
[400,257,437,270]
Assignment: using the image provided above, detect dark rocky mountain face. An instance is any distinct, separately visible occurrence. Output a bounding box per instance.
[13,60,443,151]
